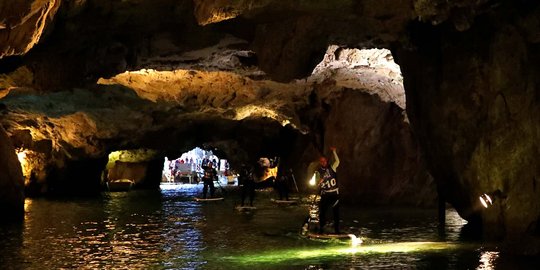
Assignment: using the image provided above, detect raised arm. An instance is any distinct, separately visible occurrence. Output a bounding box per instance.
[331,148,339,171]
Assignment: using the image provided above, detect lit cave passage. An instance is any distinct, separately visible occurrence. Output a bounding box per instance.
[1,1,540,268]
[160,147,229,185]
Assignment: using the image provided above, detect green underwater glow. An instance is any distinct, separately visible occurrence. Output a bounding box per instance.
[223,242,460,265]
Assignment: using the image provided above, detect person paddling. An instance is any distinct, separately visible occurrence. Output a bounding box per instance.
[202,162,217,199]
[316,146,340,234]
[239,164,255,206]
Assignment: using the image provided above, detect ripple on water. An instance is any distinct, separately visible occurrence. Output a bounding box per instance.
[1,186,538,269]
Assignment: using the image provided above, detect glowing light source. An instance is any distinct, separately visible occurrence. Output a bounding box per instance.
[479,190,505,209]
[309,173,316,186]
[479,194,493,208]
[348,234,363,247]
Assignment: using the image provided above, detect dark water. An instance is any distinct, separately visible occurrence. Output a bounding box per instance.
[1,185,539,270]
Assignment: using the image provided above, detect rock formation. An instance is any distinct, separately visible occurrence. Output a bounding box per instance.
[395,3,540,250]
[1,0,539,253]
[0,126,24,221]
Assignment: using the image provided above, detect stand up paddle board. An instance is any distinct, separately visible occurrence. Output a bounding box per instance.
[194,197,224,202]
[235,206,257,211]
[304,232,351,240]
[271,198,298,205]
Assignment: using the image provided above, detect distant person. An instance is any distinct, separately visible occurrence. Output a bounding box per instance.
[316,147,340,234]
[275,169,290,201]
[202,162,218,198]
[224,161,230,176]
[254,157,278,188]
[202,158,209,167]
[258,157,271,168]
[238,164,255,206]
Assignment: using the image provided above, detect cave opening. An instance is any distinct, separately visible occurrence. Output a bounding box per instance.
[104,149,162,191]
[160,146,234,186]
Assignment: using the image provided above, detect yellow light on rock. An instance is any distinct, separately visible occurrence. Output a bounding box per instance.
[16,149,27,165]
[16,149,34,185]
[16,149,31,178]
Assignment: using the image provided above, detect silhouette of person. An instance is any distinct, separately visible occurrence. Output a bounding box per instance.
[316,147,340,234]
[202,162,217,198]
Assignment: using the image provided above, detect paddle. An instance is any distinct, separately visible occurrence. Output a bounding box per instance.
[301,193,320,235]
[214,174,227,196]
[289,168,299,193]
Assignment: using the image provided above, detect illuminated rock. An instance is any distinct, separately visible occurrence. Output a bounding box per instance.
[0,0,60,57]
[0,126,24,221]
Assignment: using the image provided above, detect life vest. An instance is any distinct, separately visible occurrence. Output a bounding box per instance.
[238,169,253,185]
[203,168,216,180]
[318,166,338,194]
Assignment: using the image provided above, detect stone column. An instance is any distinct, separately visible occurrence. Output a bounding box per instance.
[0,126,25,222]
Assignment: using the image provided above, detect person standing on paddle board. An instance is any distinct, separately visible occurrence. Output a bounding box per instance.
[316,146,340,234]
[202,162,218,199]
[239,164,255,206]
[275,169,290,201]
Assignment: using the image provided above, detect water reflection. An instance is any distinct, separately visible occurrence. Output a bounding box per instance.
[159,186,205,269]
[224,242,462,264]
[0,186,538,269]
[0,222,24,268]
[477,251,499,270]
[24,198,32,213]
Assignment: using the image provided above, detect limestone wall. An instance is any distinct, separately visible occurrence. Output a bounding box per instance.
[0,126,24,221]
